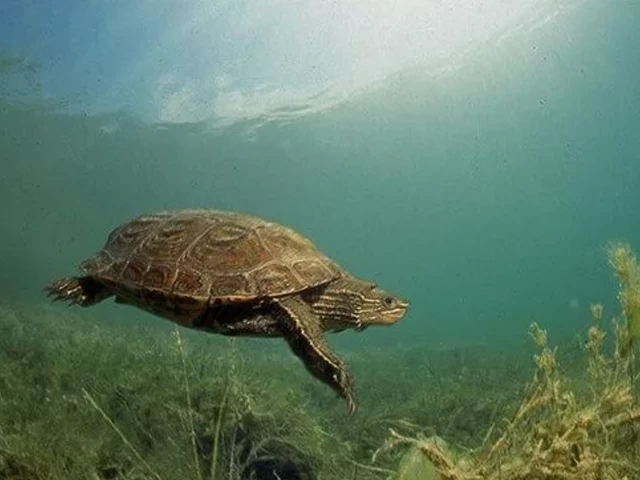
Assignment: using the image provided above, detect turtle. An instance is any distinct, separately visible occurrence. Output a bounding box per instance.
[44,209,408,414]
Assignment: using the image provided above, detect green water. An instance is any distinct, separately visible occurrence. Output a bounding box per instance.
[3,1,639,347]
[1,1,640,478]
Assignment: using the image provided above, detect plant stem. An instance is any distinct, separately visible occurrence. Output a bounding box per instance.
[210,377,231,480]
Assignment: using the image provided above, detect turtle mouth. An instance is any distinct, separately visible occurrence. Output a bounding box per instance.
[387,301,409,323]
[367,302,409,326]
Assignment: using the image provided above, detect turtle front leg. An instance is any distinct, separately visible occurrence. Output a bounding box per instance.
[272,296,357,415]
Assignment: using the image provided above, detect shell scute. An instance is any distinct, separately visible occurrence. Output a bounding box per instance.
[120,257,148,285]
[208,274,254,301]
[172,267,211,299]
[144,263,176,290]
[184,224,267,274]
[250,262,305,296]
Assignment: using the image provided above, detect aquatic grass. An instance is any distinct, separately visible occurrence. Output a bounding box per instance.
[174,328,203,480]
[0,303,371,479]
[608,241,640,363]
[377,243,640,480]
[338,343,528,465]
[0,293,577,479]
[173,326,232,480]
[209,374,230,480]
[378,320,640,479]
[82,387,162,480]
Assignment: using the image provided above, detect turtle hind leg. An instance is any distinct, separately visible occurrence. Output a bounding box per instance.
[44,276,112,307]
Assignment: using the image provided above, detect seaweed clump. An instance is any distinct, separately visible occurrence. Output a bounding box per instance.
[376,242,640,480]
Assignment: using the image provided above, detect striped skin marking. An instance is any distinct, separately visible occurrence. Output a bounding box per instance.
[310,287,363,329]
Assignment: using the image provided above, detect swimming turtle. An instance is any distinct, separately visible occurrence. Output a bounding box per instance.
[45,209,408,413]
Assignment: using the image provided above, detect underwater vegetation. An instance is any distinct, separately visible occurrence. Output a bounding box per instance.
[0,242,639,480]
[0,302,526,480]
[608,242,640,355]
[377,242,640,479]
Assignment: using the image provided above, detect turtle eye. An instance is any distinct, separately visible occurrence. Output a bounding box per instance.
[383,296,396,308]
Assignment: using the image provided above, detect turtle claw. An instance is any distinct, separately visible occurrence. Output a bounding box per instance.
[44,278,83,304]
[44,277,111,307]
[334,369,357,415]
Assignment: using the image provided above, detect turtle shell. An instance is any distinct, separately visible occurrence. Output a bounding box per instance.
[80,210,343,313]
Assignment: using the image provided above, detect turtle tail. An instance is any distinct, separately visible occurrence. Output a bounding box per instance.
[44,276,112,307]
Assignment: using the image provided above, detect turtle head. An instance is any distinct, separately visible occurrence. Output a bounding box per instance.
[310,276,409,332]
[353,280,409,330]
